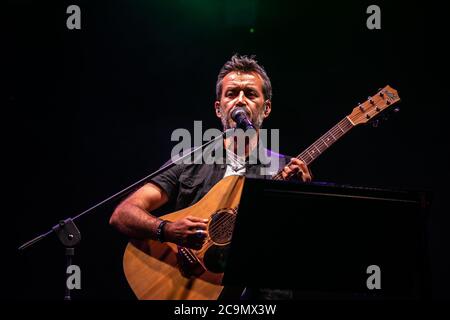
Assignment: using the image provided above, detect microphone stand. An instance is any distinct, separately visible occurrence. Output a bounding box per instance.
[18,128,236,300]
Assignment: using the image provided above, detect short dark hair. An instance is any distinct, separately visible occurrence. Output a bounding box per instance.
[216,54,272,101]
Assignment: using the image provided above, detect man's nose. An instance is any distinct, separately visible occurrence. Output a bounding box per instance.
[236,90,246,105]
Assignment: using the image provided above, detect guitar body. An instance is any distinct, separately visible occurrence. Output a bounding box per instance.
[123,175,245,300]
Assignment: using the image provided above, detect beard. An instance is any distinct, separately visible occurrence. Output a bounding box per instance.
[220,106,265,130]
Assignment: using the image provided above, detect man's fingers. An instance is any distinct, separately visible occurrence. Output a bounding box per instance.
[289,158,312,182]
[281,169,292,179]
[187,221,208,230]
[283,164,298,179]
[298,162,308,173]
[297,162,312,182]
[186,216,209,229]
[283,166,294,175]
[187,229,208,236]
[282,158,312,182]
[301,171,312,182]
[187,216,209,223]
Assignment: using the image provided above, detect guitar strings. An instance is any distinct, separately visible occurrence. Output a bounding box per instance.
[202,208,237,242]
[271,117,353,180]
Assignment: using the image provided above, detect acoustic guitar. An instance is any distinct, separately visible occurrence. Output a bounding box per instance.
[122,85,400,300]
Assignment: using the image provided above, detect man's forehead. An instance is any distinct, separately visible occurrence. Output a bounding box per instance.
[222,71,263,87]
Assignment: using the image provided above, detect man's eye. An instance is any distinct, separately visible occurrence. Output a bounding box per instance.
[226,92,235,97]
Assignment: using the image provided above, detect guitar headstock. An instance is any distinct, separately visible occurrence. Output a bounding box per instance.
[347,85,400,126]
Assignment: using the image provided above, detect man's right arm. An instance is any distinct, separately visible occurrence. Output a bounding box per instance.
[109,182,168,240]
[109,182,208,249]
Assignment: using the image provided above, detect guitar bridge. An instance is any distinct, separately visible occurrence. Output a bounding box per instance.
[177,246,205,278]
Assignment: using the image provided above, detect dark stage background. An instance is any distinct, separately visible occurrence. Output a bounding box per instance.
[6,0,447,300]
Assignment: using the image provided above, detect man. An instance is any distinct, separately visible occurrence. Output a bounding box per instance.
[110,54,311,299]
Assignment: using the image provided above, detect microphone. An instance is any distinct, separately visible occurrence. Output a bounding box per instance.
[230,107,255,130]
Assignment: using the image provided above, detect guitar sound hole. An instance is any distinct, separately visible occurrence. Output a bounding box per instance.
[208,209,236,245]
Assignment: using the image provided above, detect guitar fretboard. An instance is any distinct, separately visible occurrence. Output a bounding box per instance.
[272,116,353,180]
[297,116,353,165]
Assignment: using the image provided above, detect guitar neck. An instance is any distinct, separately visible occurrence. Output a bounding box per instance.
[272,116,354,180]
[296,116,354,165]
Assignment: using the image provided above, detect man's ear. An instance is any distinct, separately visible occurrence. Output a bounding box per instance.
[263,100,272,118]
[214,101,221,118]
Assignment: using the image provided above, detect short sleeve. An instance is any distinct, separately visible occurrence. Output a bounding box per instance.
[150,160,185,202]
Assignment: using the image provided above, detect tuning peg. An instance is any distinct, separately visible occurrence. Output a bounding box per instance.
[358,102,364,111]
[368,96,374,104]
[393,107,400,113]
[372,119,380,128]
[379,91,384,97]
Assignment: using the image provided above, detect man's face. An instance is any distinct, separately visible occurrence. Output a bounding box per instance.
[215,71,271,130]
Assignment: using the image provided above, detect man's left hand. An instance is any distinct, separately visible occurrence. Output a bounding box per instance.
[281,158,312,182]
